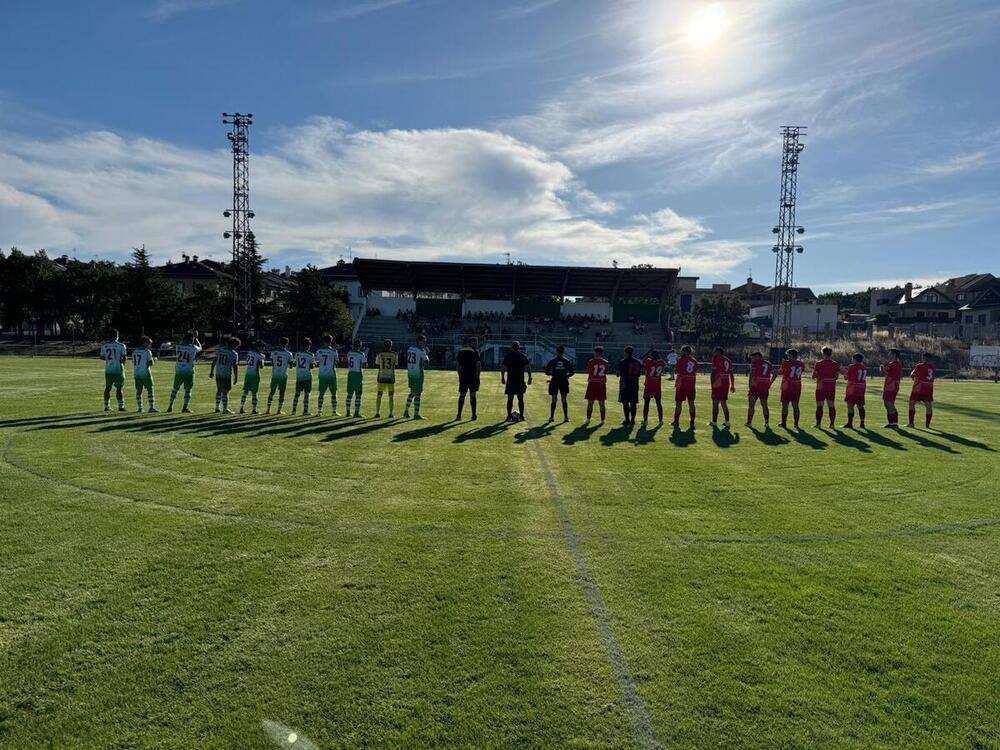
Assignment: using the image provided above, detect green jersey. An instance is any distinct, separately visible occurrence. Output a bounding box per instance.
[245,350,264,374]
[132,348,154,376]
[214,348,238,378]
[270,349,293,376]
[316,347,338,375]
[101,341,126,374]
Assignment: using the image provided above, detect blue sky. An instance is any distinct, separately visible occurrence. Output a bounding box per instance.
[1,0,998,290]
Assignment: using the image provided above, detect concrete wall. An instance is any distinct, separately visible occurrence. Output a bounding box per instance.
[750,303,838,333]
[560,301,611,319]
[463,299,514,316]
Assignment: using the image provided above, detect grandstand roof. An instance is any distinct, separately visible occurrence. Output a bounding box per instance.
[352,258,678,299]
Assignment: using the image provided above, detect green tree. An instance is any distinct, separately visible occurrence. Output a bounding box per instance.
[817,289,870,315]
[115,246,182,338]
[690,295,747,343]
[277,266,354,342]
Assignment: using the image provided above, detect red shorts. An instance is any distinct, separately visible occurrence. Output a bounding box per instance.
[882,379,899,402]
[711,386,730,401]
[585,381,607,402]
[674,385,696,403]
[816,387,836,402]
[748,386,771,401]
[780,386,801,404]
[909,384,934,403]
[845,388,866,406]
[643,382,662,400]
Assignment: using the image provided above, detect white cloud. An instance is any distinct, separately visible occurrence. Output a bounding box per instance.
[315,0,410,23]
[497,0,561,21]
[147,0,239,21]
[918,151,993,177]
[0,118,752,276]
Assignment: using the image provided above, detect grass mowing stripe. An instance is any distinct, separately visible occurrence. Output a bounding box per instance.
[533,441,663,750]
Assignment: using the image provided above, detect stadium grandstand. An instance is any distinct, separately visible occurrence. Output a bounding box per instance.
[329,259,681,369]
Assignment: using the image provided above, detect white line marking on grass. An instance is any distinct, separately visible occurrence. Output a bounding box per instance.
[534,443,663,750]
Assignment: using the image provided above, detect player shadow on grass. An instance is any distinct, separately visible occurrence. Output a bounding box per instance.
[599,423,634,446]
[0,413,100,429]
[321,418,403,442]
[927,430,996,452]
[893,428,960,454]
[711,425,740,448]
[453,421,512,443]
[783,427,826,450]
[667,425,696,447]
[747,426,789,446]
[392,421,460,442]
[817,427,873,453]
[513,423,556,443]
[562,422,601,445]
[858,428,907,451]
[634,423,661,445]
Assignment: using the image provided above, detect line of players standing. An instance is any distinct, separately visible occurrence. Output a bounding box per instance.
[452,336,938,431]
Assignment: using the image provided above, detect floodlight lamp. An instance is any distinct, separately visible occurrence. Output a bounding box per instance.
[223,210,231,218]
[772,245,780,253]
[797,226,805,234]
[224,232,232,239]
[796,246,804,254]
[772,227,779,234]
[247,211,255,218]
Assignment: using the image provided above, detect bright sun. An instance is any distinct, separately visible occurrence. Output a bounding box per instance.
[685,3,727,50]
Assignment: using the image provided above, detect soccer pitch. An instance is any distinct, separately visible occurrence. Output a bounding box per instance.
[2,358,998,749]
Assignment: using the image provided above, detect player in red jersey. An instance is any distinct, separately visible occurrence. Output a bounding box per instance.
[778,348,805,429]
[709,346,735,428]
[584,346,610,424]
[641,348,667,424]
[672,345,698,429]
[842,353,868,429]
[880,348,903,427]
[908,352,936,428]
[745,351,775,428]
[811,346,840,427]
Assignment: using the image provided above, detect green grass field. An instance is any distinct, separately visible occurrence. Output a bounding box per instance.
[1,358,998,749]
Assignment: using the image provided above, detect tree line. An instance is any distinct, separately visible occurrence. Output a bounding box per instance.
[0,247,354,345]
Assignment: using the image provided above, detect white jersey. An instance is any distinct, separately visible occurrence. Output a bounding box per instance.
[406,346,430,376]
[295,351,315,379]
[214,348,239,378]
[245,351,265,374]
[271,349,293,376]
[316,347,338,375]
[132,348,154,376]
[347,351,365,373]
[175,343,201,373]
[101,341,126,373]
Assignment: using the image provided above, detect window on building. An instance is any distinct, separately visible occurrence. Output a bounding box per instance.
[916,311,925,319]
[979,314,987,325]
[924,293,937,302]
[938,312,948,319]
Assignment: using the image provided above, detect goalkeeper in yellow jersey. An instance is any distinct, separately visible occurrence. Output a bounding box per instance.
[373,338,399,419]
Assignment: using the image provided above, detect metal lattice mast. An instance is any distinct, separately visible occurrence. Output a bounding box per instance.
[223,112,254,335]
[770,126,806,350]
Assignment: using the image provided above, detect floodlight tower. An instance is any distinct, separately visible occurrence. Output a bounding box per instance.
[222,112,255,335]
[770,126,806,353]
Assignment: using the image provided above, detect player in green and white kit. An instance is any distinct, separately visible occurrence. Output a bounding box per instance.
[209,337,241,414]
[266,337,293,415]
[345,339,366,418]
[403,335,430,419]
[240,341,265,414]
[315,334,340,416]
[167,331,202,413]
[99,329,127,412]
[132,336,159,413]
[291,338,316,415]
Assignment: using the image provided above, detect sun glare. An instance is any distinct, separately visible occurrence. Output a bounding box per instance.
[686,3,727,50]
